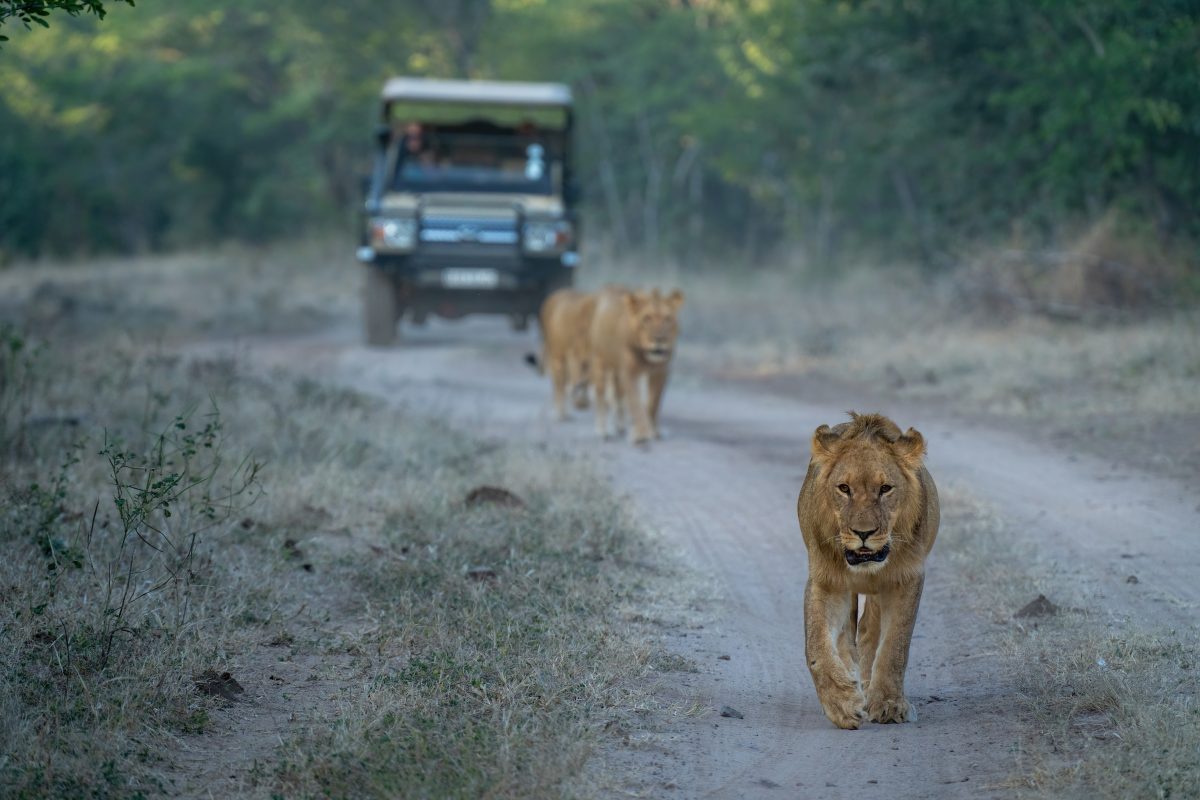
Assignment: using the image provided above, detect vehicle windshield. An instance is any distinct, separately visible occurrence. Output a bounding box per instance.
[392,126,559,195]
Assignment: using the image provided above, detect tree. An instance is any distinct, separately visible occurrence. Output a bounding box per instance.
[0,0,133,41]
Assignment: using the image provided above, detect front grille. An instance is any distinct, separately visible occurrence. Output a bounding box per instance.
[419,216,519,246]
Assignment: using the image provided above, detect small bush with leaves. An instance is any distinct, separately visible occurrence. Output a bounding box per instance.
[0,336,265,796]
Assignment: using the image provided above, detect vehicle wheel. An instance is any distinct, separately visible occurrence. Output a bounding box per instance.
[510,313,529,332]
[364,266,400,346]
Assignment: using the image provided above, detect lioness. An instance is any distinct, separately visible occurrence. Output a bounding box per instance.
[588,286,684,443]
[537,288,599,420]
[796,412,939,729]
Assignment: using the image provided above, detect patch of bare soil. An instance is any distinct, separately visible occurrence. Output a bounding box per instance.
[159,529,372,799]
[168,649,355,798]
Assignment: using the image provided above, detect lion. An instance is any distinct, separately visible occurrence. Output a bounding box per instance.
[536,288,599,420]
[796,412,940,729]
[588,286,684,443]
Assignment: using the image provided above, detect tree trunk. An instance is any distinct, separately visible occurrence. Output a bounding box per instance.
[581,77,632,254]
[636,112,664,257]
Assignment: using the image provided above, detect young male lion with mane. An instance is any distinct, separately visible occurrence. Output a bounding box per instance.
[796,412,939,729]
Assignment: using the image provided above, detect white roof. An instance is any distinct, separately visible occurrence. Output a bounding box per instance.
[381,77,572,108]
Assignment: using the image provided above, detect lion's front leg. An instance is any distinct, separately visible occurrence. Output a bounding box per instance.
[550,353,569,421]
[647,367,669,438]
[857,595,881,693]
[864,576,924,724]
[613,370,629,436]
[805,580,865,730]
[567,351,591,410]
[592,363,613,438]
[623,366,653,444]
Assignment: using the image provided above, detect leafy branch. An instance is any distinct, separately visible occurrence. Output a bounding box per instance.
[94,402,262,669]
[0,0,134,41]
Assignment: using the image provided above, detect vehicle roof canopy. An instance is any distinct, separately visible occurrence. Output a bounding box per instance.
[381,77,573,109]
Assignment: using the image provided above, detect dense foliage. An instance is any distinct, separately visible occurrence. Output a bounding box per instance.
[1,0,1197,267]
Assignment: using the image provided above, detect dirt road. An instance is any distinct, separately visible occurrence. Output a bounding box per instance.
[227,317,1197,799]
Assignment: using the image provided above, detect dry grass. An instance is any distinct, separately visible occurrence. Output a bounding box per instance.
[1015,630,1200,800]
[0,337,278,797]
[0,244,683,798]
[267,445,667,799]
[588,257,1200,419]
[934,483,1200,799]
[0,238,358,342]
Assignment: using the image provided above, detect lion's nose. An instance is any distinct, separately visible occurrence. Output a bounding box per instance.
[851,528,878,545]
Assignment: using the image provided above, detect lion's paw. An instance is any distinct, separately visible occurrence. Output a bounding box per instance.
[866,693,915,724]
[820,687,867,730]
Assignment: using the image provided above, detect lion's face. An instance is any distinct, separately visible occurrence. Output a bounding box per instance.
[825,443,911,570]
[624,289,684,364]
[810,418,926,571]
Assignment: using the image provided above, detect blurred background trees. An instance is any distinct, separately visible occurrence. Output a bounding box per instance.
[1,0,1197,272]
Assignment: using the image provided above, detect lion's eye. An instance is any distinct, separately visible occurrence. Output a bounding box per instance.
[837,484,851,495]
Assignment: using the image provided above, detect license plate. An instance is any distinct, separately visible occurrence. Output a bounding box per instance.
[441,268,500,289]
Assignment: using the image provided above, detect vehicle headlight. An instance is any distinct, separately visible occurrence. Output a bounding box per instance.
[522,220,573,254]
[369,217,417,251]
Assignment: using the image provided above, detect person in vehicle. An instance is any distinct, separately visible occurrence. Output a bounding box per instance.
[399,122,437,177]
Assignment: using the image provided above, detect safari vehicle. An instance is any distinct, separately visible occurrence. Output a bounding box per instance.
[356,77,580,345]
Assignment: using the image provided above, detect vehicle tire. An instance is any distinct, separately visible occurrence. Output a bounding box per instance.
[364,266,400,346]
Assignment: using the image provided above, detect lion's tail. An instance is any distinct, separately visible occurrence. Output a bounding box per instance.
[524,351,543,374]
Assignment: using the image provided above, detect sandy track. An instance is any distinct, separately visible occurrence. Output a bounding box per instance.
[223,317,1197,799]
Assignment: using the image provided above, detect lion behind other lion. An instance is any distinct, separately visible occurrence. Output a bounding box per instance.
[588,286,684,443]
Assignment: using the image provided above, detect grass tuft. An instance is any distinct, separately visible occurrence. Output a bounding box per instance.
[935,484,1200,798]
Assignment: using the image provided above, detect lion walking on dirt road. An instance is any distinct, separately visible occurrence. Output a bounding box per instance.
[588,286,684,444]
[796,412,940,729]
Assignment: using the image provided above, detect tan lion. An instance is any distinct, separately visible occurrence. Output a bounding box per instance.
[537,288,599,420]
[588,286,684,443]
[796,412,939,729]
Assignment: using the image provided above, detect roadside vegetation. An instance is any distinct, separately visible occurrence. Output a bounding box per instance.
[0,281,679,797]
[672,259,1200,422]
[937,485,1200,799]
[0,239,356,343]
[1,1,1196,277]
